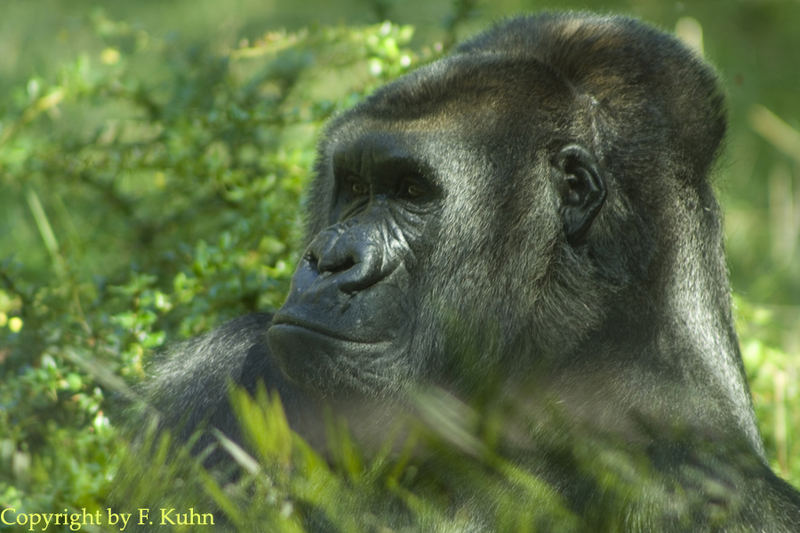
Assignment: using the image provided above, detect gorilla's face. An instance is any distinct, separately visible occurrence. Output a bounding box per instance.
[267,56,606,398]
[268,130,439,396]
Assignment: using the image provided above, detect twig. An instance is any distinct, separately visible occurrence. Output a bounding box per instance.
[749,105,800,165]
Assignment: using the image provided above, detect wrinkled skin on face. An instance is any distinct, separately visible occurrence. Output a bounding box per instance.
[269,132,434,396]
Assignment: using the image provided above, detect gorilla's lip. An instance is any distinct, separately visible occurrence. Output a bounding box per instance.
[271,313,380,344]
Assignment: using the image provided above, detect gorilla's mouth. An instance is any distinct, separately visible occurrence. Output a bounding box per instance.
[268,315,397,394]
[270,313,392,346]
[271,314,358,343]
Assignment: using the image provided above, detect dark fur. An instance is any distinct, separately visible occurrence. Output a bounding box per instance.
[143,12,800,530]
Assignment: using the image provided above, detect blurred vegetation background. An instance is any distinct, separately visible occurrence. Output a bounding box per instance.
[0,0,798,530]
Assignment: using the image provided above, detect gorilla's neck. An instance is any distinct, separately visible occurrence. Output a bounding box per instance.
[656,188,764,456]
[546,186,764,457]
[584,187,763,457]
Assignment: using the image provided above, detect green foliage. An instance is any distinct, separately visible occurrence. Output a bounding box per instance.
[736,296,800,484]
[114,388,588,532]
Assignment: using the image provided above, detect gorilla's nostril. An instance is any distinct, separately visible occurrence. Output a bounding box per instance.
[305,251,320,272]
[317,253,356,275]
[330,257,356,273]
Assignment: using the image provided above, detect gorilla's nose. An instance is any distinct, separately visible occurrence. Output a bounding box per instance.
[306,225,393,293]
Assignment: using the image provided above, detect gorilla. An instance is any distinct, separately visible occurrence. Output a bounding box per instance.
[143,11,800,530]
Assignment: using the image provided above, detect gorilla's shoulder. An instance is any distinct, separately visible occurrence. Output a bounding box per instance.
[141,312,274,437]
[148,312,273,379]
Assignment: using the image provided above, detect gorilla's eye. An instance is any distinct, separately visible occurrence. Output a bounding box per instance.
[350,181,369,196]
[400,178,428,200]
[406,183,424,198]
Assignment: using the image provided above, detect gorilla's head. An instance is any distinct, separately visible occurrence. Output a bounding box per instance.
[267,13,728,405]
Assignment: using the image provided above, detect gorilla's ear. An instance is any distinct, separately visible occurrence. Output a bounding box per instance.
[552,144,606,245]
